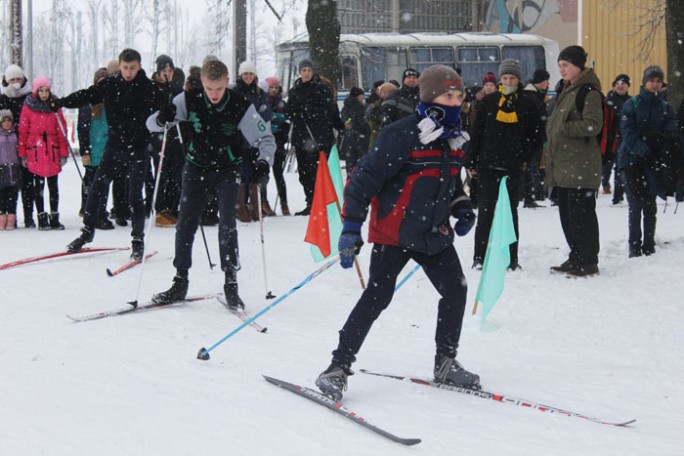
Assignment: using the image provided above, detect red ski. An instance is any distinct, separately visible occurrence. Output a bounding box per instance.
[0,247,129,271]
[106,251,159,277]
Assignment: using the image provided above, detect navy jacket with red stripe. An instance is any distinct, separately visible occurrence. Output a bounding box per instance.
[343,114,469,255]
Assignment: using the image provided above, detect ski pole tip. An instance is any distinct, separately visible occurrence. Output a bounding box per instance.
[197,347,211,360]
[127,300,138,309]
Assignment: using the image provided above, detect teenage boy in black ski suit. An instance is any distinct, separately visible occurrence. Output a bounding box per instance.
[57,49,161,259]
[315,65,479,402]
[147,59,275,308]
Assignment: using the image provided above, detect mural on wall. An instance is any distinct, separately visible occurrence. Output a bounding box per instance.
[482,0,577,48]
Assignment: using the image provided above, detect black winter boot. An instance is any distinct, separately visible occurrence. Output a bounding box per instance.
[67,227,94,252]
[49,212,65,230]
[434,355,481,389]
[38,212,52,231]
[315,362,353,402]
[131,238,144,261]
[152,275,189,304]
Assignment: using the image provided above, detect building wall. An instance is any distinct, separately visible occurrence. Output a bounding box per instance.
[480,0,667,91]
[581,1,667,92]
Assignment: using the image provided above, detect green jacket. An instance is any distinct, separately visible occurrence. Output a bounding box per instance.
[545,69,603,189]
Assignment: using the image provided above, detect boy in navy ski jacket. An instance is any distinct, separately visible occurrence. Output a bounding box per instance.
[315,65,479,402]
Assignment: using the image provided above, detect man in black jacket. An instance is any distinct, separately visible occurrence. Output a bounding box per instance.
[284,59,343,215]
[379,68,420,128]
[58,49,162,259]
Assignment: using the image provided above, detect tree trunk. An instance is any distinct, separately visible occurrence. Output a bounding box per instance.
[666,0,684,109]
[305,0,340,84]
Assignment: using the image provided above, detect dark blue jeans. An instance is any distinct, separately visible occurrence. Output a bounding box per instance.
[83,143,149,239]
[173,163,240,274]
[332,244,468,367]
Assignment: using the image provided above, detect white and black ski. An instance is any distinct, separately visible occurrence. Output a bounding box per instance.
[262,375,421,446]
[66,294,220,323]
[360,369,636,427]
[217,295,267,333]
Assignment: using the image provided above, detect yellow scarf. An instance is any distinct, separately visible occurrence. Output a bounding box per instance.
[495,85,519,123]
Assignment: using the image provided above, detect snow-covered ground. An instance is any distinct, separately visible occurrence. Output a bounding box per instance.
[1,162,682,455]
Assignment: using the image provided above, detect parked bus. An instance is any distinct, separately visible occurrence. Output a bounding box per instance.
[276,32,561,97]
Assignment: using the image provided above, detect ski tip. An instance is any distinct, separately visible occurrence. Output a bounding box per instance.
[197,347,211,360]
[403,438,422,446]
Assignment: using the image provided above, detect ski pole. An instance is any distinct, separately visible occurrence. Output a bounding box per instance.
[54,113,83,181]
[394,262,421,292]
[197,257,338,360]
[199,224,216,270]
[256,183,275,299]
[129,123,170,307]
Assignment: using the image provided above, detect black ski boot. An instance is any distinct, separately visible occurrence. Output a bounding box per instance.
[152,274,189,304]
[434,355,481,389]
[315,362,353,402]
[223,282,245,309]
[38,212,52,231]
[67,227,94,252]
[131,238,144,261]
[49,212,65,230]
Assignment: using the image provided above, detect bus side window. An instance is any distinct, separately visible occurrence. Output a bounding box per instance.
[385,47,408,86]
[457,46,499,88]
[361,47,385,90]
[339,56,358,90]
[502,46,546,83]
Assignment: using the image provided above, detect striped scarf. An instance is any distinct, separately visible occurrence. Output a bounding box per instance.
[495,85,519,123]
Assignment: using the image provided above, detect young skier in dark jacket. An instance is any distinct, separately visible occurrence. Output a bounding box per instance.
[57,49,162,259]
[147,59,275,308]
[315,65,479,402]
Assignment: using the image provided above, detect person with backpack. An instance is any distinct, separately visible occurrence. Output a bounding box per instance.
[545,46,603,277]
[607,74,631,204]
[617,65,678,258]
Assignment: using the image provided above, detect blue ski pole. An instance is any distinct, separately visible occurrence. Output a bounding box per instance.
[197,257,339,360]
[394,263,421,292]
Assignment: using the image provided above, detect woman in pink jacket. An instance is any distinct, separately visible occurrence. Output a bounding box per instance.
[18,77,68,230]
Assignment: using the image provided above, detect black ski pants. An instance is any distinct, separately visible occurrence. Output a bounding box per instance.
[332,244,468,367]
[83,143,149,239]
[556,187,600,266]
[173,163,240,274]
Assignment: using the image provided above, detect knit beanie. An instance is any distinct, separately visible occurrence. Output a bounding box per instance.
[417,64,464,103]
[403,68,420,80]
[32,76,51,95]
[612,74,631,87]
[531,69,550,84]
[642,65,664,85]
[238,60,257,75]
[4,64,25,81]
[558,45,587,70]
[499,59,522,80]
[349,87,364,98]
[155,54,174,73]
[265,76,281,87]
[0,109,13,121]
[298,59,314,72]
[482,72,498,86]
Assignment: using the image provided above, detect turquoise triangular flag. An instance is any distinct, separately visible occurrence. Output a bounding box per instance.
[474,176,517,324]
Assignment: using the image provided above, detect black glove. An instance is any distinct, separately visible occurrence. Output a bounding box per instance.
[156,100,176,126]
[255,160,270,187]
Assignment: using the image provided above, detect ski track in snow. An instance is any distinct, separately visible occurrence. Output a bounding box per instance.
[0,164,682,455]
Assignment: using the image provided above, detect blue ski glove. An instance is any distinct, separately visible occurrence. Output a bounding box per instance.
[338,220,364,269]
[454,208,476,236]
